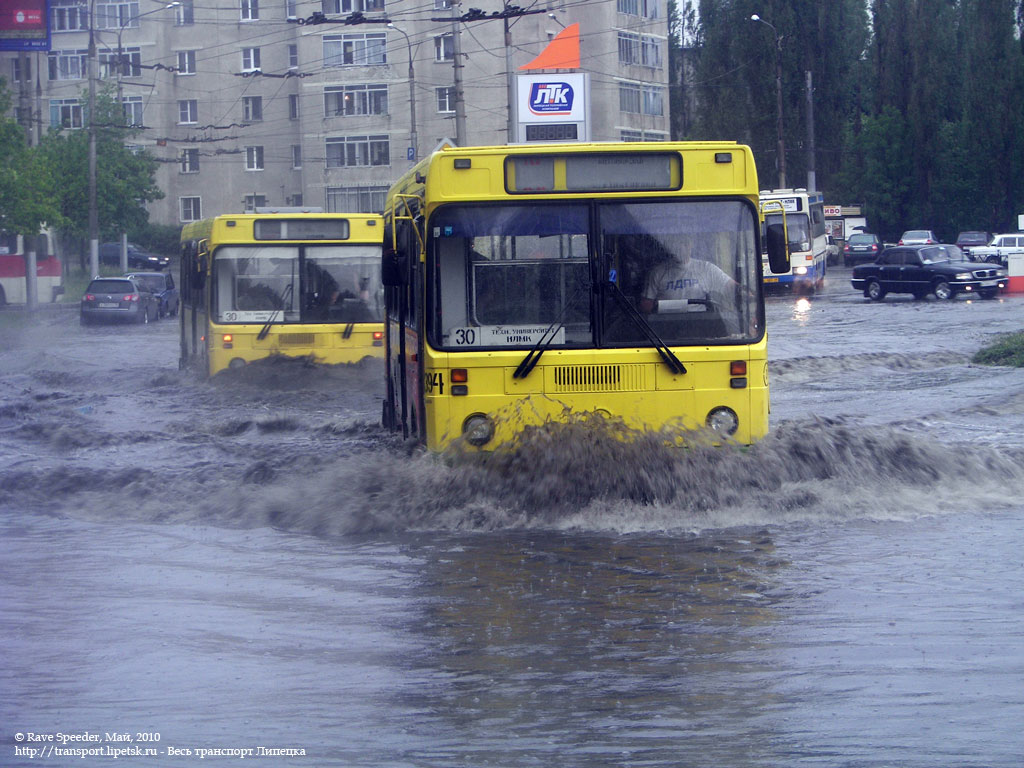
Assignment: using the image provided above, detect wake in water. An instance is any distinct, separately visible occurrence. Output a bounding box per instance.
[42,414,1012,536]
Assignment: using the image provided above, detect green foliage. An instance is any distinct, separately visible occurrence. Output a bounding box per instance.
[972,332,1024,367]
[676,0,1024,242]
[129,222,181,257]
[0,79,62,237]
[36,84,163,245]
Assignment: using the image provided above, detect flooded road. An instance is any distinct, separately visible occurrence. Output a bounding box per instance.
[3,269,1024,767]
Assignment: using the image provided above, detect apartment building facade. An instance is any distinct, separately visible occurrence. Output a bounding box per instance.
[3,0,670,227]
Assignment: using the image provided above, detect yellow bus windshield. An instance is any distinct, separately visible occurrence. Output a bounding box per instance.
[211,243,383,324]
[429,199,760,351]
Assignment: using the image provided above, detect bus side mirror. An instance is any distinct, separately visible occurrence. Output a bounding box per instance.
[766,223,790,274]
[381,248,408,287]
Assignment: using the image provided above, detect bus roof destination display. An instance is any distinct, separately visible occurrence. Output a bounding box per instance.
[506,153,681,194]
[254,219,350,241]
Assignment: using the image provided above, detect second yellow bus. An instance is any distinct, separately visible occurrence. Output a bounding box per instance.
[179,212,385,376]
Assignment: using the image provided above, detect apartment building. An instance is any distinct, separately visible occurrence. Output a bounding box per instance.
[2,0,670,227]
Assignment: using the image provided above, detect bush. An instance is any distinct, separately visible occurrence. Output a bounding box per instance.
[128,223,181,257]
[972,332,1024,367]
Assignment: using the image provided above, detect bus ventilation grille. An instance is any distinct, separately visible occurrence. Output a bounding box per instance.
[278,333,315,345]
[551,364,644,393]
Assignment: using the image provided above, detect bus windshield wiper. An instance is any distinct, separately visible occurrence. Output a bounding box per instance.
[512,282,588,379]
[605,280,687,375]
[257,282,293,341]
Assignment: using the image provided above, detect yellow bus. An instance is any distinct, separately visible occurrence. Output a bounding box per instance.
[179,212,385,376]
[382,142,788,451]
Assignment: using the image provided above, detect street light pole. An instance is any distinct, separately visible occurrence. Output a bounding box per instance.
[751,14,785,189]
[87,0,99,277]
[387,23,418,163]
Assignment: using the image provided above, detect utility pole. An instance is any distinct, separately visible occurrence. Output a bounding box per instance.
[451,10,467,145]
[751,15,786,189]
[805,70,815,193]
[87,0,99,278]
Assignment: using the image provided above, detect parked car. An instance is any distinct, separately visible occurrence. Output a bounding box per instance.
[842,233,882,266]
[125,271,179,318]
[955,231,992,260]
[898,229,938,245]
[80,277,159,325]
[968,233,1024,267]
[851,244,1007,301]
[99,242,170,270]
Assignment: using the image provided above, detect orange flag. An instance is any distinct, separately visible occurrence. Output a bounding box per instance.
[519,23,580,71]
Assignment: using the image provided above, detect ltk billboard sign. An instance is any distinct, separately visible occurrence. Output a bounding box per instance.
[515,73,590,142]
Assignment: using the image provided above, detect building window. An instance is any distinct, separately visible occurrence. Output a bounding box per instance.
[243,96,263,121]
[288,44,298,68]
[180,148,200,173]
[244,194,267,211]
[176,50,197,75]
[617,33,640,66]
[285,0,297,18]
[619,83,641,114]
[49,98,84,128]
[51,0,88,32]
[47,50,88,81]
[178,99,198,124]
[99,47,141,78]
[94,1,138,30]
[323,33,387,67]
[326,186,388,214]
[325,135,390,168]
[322,0,384,12]
[433,0,451,8]
[241,47,261,71]
[180,196,202,222]
[121,96,144,126]
[643,85,664,116]
[434,34,453,62]
[323,84,388,117]
[289,94,299,119]
[641,36,662,68]
[245,146,265,170]
[292,145,302,168]
[617,0,658,18]
[175,0,194,25]
[240,0,259,20]
[290,193,303,206]
[12,57,31,82]
[620,129,643,142]
[435,86,455,113]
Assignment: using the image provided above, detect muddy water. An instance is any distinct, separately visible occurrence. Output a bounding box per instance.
[2,278,1024,766]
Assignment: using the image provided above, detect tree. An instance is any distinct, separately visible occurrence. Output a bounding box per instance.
[0,79,62,240]
[38,84,163,257]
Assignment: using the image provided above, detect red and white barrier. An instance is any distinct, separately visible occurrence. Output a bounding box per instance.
[1007,254,1024,294]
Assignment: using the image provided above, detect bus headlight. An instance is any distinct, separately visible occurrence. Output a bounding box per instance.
[794,266,808,275]
[462,414,495,446]
[706,407,739,436]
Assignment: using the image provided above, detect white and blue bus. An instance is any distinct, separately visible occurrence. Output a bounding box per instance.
[760,189,827,293]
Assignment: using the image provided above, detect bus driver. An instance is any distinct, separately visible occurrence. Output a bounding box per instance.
[639,236,738,313]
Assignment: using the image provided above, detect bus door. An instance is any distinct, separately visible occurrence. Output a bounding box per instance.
[383,201,424,440]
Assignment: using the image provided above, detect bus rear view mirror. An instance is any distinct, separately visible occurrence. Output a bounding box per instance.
[766,222,790,274]
[381,249,408,286]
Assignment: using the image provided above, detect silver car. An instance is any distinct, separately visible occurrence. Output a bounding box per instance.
[898,229,938,245]
[80,277,159,325]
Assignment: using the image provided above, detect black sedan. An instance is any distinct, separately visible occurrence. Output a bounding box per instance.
[99,242,170,270]
[80,277,159,325]
[851,244,1007,301]
[125,271,179,318]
